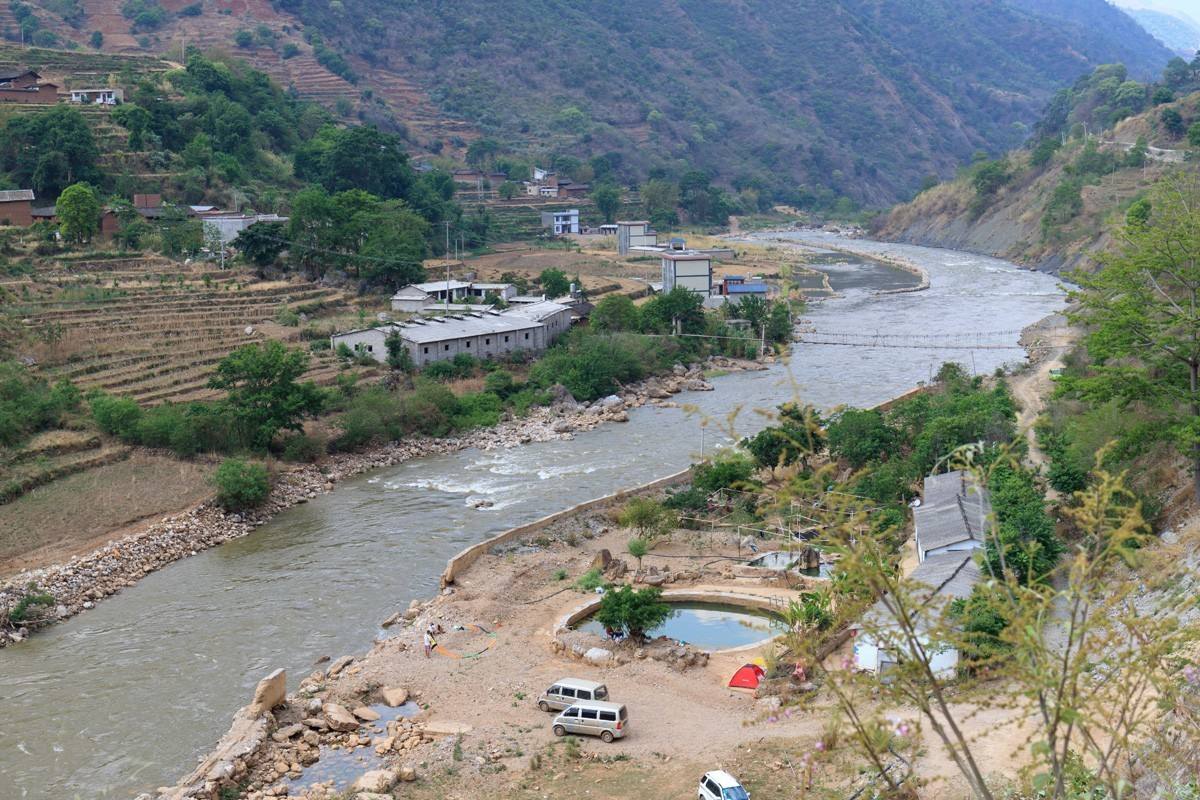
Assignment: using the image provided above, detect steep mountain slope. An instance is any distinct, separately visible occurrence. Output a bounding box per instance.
[8,0,1174,205]
[875,87,1197,274]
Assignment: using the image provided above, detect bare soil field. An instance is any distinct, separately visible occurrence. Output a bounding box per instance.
[0,452,214,576]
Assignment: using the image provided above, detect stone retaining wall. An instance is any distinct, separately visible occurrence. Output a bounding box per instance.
[440,467,693,586]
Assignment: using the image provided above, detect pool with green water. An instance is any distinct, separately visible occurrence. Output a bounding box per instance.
[575,601,787,650]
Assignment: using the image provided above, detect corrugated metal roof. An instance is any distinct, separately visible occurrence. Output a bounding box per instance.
[855,551,983,633]
[727,283,769,293]
[502,300,571,322]
[397,313,541,344]
[0,189,34,202]
[413,280,471,293]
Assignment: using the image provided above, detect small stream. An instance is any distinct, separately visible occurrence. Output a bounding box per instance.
[0,234,1065,798]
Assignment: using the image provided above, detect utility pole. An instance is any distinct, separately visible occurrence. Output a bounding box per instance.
[444,221,451,313]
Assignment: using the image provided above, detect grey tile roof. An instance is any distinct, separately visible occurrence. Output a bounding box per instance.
[502,300,571,322]
[855,551,983,633]
[914,470,991,554]
[0,189,34,202]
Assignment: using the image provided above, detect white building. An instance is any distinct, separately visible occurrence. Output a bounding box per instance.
[540,209,580,235]
[502,300,573,345]
[391,280,515,312]
[852,550,982,679]
[201,213,288,245]
[660,251,713,296]
[69,88,123,105]
[913,471,991,563]
[617,220,657,255]
[331,312,548,369]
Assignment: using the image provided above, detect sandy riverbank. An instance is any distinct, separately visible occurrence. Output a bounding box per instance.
[0,357,765,647]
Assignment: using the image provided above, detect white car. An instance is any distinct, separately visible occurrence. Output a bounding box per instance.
[699,770,750,800]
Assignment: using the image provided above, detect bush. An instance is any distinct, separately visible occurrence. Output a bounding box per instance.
[0,362,80,447]
[592,585,671,639]
[483,369,516,398]
[574,568,604,592]
[211,458,270,510]
[826,408,897,468]
[9,589,55,623]
[692,452,756,494]
[281,433,325,462]
[89,392,144,438]
[452,391,502,430]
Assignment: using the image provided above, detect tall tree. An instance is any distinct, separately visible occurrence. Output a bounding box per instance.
[1069,172,1200,499]
[591,183,621,223]
[55,182,101,244]
[208,341,325,449]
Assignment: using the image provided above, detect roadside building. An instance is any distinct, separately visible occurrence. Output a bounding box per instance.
[851,550,982,679]
[200,212,288,245]
[558,181,590,199]
[660,251,714,296]
[466,282,516,302]
[616,220,658,255]
[0,69,58,104]
[333,310,554,368]
[502,300,574,344]
[598,223,618,236]
[719,275,770,298]
[329,325,394,360]
[913,470,990,563]
[0,189,35,226]
[540,208,580,235]
[68,88,124,105]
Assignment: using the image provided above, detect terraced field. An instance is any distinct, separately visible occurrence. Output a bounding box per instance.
[6,256,357,406]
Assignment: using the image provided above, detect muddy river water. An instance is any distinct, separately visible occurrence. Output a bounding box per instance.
[0,234,1065,798]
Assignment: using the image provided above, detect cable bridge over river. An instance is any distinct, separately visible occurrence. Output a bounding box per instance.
[793,325,1071,352]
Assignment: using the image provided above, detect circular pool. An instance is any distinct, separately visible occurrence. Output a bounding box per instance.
[573,600,787,650]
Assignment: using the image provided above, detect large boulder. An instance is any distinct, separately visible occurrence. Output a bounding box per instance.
[584,647,613,665]
[249,668,286,717]
[351,768,399,793]
[323,703,360,732]
[598,394,624,410]
[352,706,381,722]
[590,549,613,571]
[380,686,409,707]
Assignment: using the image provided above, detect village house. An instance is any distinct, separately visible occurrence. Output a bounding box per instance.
[913,470,991,563]
[540,208,580,236]
[68,88,124,105]
[660,250,714,296]
[851,549,983,679]
[0,69,58,104]
[718,275,770,298]
[617,220,658,255]
[200,211,288,245]
[557,181,590,199]
[390,280,515,313]
[0,189,35,226]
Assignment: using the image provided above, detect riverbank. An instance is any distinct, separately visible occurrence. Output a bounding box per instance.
[0,357,765,647]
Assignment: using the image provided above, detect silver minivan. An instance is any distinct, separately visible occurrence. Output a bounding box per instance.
[552,700,628,742]
[537,678,609,711]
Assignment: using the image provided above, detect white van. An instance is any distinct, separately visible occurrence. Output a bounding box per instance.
[537,678,609,711]
[551,700,628,742]
[699,770,750,800]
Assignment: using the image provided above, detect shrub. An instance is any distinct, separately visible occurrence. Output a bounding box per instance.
[825,408,898,468]
[452,391,502,430]
[692,452,756,494]
[281,433,325,462]
[483,369,516,398]
[663,485,707,511]
[8,589,55,623]
[211,458,270,510]
[626,537,649,568]
[617,497,675,540]
[592,585,671,639]
[574,568,604,592]
[0,363,80,447]
[89,392,144,438]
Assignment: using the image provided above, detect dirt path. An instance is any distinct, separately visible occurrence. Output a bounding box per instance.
[1008,313,1077,475]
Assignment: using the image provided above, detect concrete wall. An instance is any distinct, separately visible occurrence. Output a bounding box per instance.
[331,329,389,363]
[441,467,693,586]
[407,326,540,367]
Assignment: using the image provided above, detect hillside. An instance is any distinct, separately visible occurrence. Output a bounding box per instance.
[876,66,1200,274]
[1125,7,1200,53]
[6,0,1173,207]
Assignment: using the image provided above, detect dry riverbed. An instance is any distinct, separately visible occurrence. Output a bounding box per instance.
[0,357,766,647]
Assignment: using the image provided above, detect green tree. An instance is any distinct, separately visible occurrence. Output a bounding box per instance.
[538,268,571,298]
[1161,107,1185,138]
[0,106,99,196]
[826,408,899,468]
[384,329,413,372]
[497,180,519,200]
[591,183,621,223]
[112,103,151,150]
[590,295,640,332]
[89,30,102,48]
[55,182,101,244]
[207,341,325,449]
[1068,172,1200,498]
[592,585,671,639]
[641,178,679,228]
[626,537,649,570]
[232,221,287,267]
[1188,121,1200,148]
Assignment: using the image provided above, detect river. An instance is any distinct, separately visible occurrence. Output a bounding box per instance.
[0,235,1065,798]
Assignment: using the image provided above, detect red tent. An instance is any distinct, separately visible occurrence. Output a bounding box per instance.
[728,663,766,689]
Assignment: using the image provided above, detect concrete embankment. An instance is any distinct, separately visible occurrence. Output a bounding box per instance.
[0,359,760,647]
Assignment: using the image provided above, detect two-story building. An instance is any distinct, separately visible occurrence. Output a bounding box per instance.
[616,220,658,255]
[540,209,580,236]
[660,251,713,296]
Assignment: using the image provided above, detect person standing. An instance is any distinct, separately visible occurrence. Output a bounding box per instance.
[423,624,437,658]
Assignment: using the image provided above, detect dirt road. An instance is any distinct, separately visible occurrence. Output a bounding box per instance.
[1008,313,1077,474]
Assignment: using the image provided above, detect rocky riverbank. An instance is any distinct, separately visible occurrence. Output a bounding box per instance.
[0,357,764,647]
